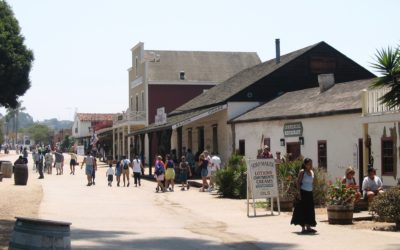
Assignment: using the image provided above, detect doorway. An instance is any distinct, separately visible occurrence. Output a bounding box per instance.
[197,127,205,154]
[286,142,301,161]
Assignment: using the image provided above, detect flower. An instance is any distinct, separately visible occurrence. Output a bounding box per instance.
[327,178,356,206]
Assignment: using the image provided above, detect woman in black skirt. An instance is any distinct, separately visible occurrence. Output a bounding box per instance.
[291,158,317,234]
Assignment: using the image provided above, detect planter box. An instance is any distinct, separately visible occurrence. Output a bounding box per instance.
[327,204,354,224]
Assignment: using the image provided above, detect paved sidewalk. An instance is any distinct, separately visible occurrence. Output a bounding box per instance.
[33,154,400,249]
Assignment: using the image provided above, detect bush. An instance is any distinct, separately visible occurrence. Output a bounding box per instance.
[215,155,247,199]
[277,160,302,200]
[370,187,400,230]
[313,167,328,206]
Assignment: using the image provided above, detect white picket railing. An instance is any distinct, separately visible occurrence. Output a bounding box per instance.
[113,111,146,125]
[362,87,400,115]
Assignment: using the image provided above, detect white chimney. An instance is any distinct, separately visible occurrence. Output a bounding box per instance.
[318,73,335,92]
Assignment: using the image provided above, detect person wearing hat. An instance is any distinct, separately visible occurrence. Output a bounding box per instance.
[362,168,384,203]
[261,145,273,159]
[341,166,361,202]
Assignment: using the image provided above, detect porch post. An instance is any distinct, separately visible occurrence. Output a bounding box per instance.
[112,128,115,160]
[362,123,369,177]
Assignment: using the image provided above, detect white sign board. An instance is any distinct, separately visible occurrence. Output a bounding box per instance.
[246,158,280,216]
[77,146,85,156]
[155,107,167,125]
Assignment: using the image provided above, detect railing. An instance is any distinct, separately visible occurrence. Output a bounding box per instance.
[362,87,400,116]
[113,111,146,125]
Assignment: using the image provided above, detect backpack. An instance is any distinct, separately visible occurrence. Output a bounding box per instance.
[123,159,129,169]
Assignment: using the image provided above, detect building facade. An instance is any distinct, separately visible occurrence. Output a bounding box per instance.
[117,42,261,162]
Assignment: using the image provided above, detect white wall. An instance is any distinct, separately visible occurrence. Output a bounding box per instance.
[235,114,364,182]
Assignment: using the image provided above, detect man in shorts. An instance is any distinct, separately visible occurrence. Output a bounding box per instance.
[54,150,64,175]
[120,156,131,187]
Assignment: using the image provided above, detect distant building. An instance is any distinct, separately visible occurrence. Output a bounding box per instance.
[52,128,72,149]
[72,113,115,151]
[114,42,261,162]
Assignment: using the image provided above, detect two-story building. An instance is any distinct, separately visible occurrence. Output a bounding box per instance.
[114,42,261,161]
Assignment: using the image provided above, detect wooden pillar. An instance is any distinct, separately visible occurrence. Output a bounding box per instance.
[122,127,126,158]
[177,127,182,159]
[112,129,115,160]
[362,123,369,177]
[148,132,153,175]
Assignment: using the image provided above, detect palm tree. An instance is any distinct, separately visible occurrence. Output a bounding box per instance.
[6,101,26,146]
[370,45,400,109]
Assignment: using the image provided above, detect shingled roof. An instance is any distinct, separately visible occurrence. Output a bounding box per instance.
[169,42,321,115]
[76,113,115,122]
[145,50,261,83]
[231,78,375,123]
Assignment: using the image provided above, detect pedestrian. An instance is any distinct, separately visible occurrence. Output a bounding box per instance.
[185,149,195,176]
[92,155,97,185]
[115,158,122,187]
[70,151,78,175]
[164,154,176,191]
[45,150,54,175]
[132,155,143,187]
[34,149,41,172]
[81,151,95,186]
[198,153,209,192]
[22,147,28,163]
[154,155,165,192]
[106,163,114,187]
[120,156,131,187]
[179,155,192,191]
[208,154,221,191]
[291,158,317,234]
[37,149,44,179]
[54,150,64,175]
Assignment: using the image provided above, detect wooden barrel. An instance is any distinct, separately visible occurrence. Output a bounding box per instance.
[273,199,294,212]
[9,217,71,250]
[327,205,354,224]
[1,161,13,178]
[14,164,28,186]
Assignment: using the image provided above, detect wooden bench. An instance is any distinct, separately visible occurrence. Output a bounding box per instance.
[354,198,368,211]
[0,172,3,182]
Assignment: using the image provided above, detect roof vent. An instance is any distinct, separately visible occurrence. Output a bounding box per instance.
[180,71,185,80]
[318,73,335,92]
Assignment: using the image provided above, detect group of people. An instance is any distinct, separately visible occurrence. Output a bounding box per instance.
[291,158,385,234]
[30,146,68,179]
[153,150,221,193]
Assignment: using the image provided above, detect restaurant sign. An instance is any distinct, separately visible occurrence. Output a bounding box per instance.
[283,122,303,137]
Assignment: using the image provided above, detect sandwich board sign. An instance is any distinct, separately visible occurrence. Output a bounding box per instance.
[77,146,85,156]
[246,158,280,217]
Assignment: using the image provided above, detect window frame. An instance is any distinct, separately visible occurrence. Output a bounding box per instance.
[381,137,394,175]
[317,140,327,170]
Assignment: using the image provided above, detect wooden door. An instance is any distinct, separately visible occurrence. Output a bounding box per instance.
[286,142,301,161]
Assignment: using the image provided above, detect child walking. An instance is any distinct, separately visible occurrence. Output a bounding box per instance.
[179,156,192,191]
[106,163,114,187]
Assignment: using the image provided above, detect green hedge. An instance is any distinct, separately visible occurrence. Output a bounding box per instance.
[215,155,247,199]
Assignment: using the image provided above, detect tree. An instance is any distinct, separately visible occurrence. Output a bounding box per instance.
[0,118,4,144]
[371,45,400,109]
[60,135,74,152]
[6,100,25,144]
[26,123,53,145]
[0,0,34,108]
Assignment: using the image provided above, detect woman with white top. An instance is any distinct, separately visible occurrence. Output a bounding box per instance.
[291,158,317,234]
[132,155,143,187]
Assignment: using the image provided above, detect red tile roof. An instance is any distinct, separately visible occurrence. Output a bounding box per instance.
[77,113,115,122]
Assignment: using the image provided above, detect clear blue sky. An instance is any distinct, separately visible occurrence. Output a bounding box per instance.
[1,0,399,121]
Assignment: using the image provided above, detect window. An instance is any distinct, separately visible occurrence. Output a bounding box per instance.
[187,128,192,151]
[130,96,133,110]
[264,137,271,149]
[212,124,218,154]
[318,141,327,169]
[141,91,145,111]
[180,71,185,80]
[135,57,138,76]
[135,94,139,112]
[382,138,394,175]
[75,127,78,133]
[238,140,245,156]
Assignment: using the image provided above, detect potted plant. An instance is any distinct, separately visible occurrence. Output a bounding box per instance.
[326,178,356,224]
[275,160,302,211]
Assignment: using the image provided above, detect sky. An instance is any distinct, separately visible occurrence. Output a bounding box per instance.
[1,0,399,121]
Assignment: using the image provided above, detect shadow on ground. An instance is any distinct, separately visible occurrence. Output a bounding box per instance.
[72,228,297,250]
[0,219,14,249]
